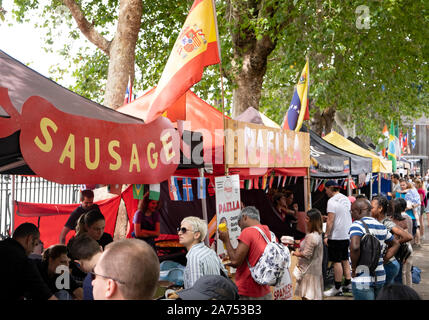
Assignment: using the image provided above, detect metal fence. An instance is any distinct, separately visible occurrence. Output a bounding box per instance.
[0,175,80,239]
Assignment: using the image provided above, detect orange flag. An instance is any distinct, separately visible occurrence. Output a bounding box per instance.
[145,0,220,123]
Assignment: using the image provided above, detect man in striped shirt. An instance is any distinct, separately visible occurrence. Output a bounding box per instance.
[178,216,227,289]
[349,198,399,300]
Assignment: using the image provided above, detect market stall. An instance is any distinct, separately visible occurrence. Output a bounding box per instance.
[0,49,192,243]
[323,130,392,198]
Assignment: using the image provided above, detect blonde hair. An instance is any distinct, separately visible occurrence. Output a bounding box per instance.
[414,179,423,189]
[181,216,208,242]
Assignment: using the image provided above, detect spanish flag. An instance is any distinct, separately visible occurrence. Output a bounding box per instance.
[282,59,310,132]
[145,0,220,123]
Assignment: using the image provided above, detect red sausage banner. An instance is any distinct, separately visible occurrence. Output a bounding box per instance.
[19,96,180,184]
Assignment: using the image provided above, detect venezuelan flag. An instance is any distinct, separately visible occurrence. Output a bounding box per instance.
[146,0,220,123]
[282,59,310,132]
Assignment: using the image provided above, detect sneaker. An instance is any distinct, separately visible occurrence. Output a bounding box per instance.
[323,286,343,297]
[342,283,352,294]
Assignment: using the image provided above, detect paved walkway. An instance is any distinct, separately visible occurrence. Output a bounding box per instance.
[411,220,429,299]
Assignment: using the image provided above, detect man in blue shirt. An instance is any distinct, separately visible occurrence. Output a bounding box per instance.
[349,198,399,300]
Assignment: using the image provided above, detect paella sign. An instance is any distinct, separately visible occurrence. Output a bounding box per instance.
[224,119,310,168]
[215,174,241,255]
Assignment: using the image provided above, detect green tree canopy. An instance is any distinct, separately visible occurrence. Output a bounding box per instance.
[6,0,428,143]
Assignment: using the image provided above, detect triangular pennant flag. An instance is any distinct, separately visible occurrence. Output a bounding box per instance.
[149,184,160,201]
[294,176,298,184]
[197,177,206,199]
[282,176,287,187]
[253,177,259,189]
[133,184,145,199]
[277,176,282,188]
[261,174,268,190]
[350,179,357,190]
[268,174,274,189]
[245,179,253,190]
[168,176,182,201]
[318,181,326,192]
[208,178,215,196]
[183,177,194,201]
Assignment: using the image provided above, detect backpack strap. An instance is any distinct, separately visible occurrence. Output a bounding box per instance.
[246,226,272,269]
[359,218,378,282]
[360,219,371,235]
[251,226,273,244]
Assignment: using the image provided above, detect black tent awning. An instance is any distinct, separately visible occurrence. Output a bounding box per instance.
[310,131,350,177]
[310,130,372,176]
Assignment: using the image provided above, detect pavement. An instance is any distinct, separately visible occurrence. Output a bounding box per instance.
[412,220,429,299]
[324,220,429,300]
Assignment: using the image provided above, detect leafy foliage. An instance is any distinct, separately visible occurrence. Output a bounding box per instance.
[7,0,429,143]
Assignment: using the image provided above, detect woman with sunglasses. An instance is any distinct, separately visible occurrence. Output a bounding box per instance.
[131,192,161,251]
[178,216,227,289]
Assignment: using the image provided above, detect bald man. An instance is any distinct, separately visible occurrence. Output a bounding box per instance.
[92,239,160,300]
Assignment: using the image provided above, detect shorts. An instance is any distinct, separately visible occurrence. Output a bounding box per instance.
[327,239,350,262]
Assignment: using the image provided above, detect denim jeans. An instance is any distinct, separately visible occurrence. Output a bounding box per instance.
[394,264,403,284]
[352,282,384,300]
[384,259,400,285]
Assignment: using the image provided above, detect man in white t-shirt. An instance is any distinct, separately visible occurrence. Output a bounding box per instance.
[323,180,353,297]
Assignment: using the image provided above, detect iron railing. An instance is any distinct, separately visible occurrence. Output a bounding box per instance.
[0,175,80,238]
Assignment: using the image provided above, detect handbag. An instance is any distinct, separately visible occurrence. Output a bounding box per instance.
[292,265,304,281]
[292,235,321,282]
[273,267,293,300]
[412,266,421,284]
[395,242,412,264]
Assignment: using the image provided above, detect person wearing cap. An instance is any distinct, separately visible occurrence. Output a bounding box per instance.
[323,180,353,297]
[170,275,239,300]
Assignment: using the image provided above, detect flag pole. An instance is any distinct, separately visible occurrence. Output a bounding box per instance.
[199,168,210,246]
[212,0,228,176]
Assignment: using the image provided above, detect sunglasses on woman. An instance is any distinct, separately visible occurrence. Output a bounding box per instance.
[176,227,196,234]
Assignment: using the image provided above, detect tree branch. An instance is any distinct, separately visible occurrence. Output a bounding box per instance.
[62,0,111,55]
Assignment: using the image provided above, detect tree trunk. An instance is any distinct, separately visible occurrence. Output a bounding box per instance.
[104,0,142,109]
[226,0,289,118]
[309,103,336,136]
[64,0,142,110]
[232,57,266,118]
[231,34,277,118]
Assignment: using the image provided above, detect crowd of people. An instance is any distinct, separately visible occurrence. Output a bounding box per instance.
[0,174,426,300]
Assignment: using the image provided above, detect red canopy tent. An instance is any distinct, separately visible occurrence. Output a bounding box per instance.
[117,88,308,179]
[118,88,311,242]
[0,50,181,244]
